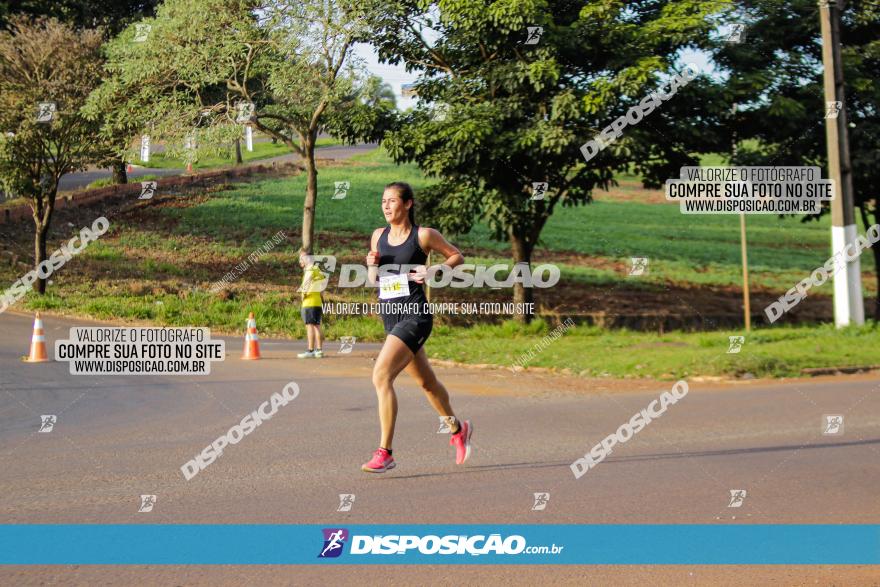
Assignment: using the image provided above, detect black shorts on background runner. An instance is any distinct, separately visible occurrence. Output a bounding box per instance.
[377,224,432,354]
[301,306,322,325]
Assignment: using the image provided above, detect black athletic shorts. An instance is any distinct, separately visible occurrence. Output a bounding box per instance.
[301,306,322,325]
[386,318,432,354]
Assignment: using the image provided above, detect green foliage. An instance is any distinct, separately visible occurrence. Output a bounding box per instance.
[369,0,724,259]
[699,1,880,310]
[90,0,392,160]
[0,17,105,221]
[707,1,879,211]
[88,0,397,252]
[0,0,159,32]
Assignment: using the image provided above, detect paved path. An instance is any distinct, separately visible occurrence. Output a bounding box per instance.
[57,143,378,192]
[0,310,877,585]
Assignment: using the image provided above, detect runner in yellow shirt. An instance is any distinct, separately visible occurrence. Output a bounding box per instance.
[297,252,326,358]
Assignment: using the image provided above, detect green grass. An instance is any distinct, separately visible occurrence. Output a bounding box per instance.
[140,137,340,170]
[19,285,387,342]
[16,281,880,379]
[15,146,872,298]
[86,174,160,190]
[427,319,880,379]
[164,146,427,238]
[161,146,875,295]
[4,144,877,380]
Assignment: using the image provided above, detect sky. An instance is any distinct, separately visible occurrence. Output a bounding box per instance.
[353,42,717,112]
[352,42,420,110]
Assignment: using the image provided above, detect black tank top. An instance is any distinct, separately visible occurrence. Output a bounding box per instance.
[378,224,428,268]
[376,224,429,321]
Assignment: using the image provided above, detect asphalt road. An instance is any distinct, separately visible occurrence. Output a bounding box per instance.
[0,310,878,585]
[57,143,377,192]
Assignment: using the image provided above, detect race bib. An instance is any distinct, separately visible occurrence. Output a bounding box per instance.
[379,274,410,300]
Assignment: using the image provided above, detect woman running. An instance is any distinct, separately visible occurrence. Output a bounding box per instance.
[361,182,472,473]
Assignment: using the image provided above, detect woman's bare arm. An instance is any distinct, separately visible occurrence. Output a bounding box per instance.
[419,227,464,268]
[366,227,384,286]
[409,227,464,284]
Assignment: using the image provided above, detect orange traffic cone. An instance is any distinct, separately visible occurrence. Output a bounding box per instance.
[126,163,133,173]
[22,312,49,363]
[186,162,193,173]
[241,312,261,360]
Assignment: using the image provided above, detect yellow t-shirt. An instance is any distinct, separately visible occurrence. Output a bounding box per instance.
[300,264,326,307]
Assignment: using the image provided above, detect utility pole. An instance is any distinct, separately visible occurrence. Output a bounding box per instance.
[731,102,750,332]
[819,0,864,327]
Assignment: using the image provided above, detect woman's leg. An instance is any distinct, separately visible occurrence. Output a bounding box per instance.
[371,335,416,450]
[315,324,324,350]
[405,346,472,464]
[404,347,457,428]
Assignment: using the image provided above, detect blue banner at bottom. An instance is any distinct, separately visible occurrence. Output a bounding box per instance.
[1,525,877,565]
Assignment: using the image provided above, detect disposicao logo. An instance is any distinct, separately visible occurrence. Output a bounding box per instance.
[348,534,527,556]
[317,530,563,558]
[318,528,349,558]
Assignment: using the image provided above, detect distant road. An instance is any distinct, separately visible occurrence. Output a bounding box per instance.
[57,143,378,192]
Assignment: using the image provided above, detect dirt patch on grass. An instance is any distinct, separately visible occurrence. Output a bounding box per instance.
[594,179,672,204]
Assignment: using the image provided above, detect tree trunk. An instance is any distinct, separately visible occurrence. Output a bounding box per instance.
[111,158,128,185]
[301,130,318,254]
[234,139,243,165]
[510,229,534,324]
[32,181,56,295]
[34,221,49,294]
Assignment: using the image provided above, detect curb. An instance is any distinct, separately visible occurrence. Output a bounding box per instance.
[801,365,880,376]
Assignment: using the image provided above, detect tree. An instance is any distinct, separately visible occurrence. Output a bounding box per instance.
[94,0,393,252]
[369,0,722,321]
[322,74,398,142]
[706,0,880,318]
[0,17,105,294]
[360,77,397,109]
[0,0,159,31]
[3,1,162,186]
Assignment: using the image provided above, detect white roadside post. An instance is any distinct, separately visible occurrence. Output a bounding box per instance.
[140,134,150,164]
[819,0,863,327]
[245,125,253,152]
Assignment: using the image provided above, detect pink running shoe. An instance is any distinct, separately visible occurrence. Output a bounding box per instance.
[361,447,396,473]
[450,420,472,465]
